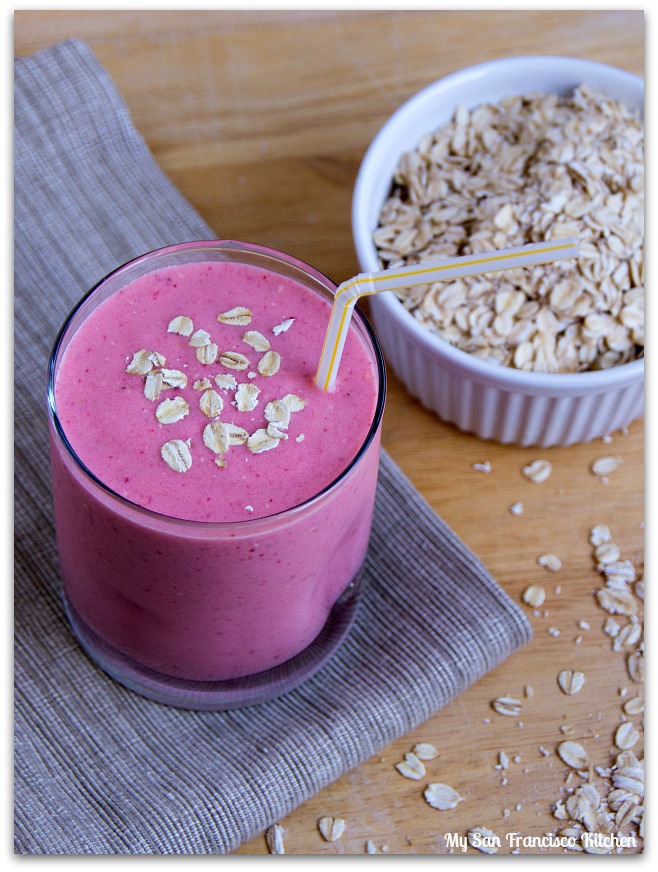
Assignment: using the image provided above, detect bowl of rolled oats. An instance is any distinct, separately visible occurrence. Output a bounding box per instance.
[352,56,644,446]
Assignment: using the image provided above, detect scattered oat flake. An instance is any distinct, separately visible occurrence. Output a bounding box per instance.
[509,501,523,515]
[558,670,585,696]
[144,370,163,401]
[235,383,260,412]
[199,389,223,418]
[258,350,281,377]
[538,553,562,572]
[214,373,238,390]
[126,349,159,376]
[412,742,438,761]
[160,368,188,389]
[492,697,522,717]
[523,459,552,484]
[224,422,249,445]
[424,783,464,811]
[522,584,545,607]
[160,439,192,473]
[194,378,213,391]
[219,351,250,371]
[217,306,252,326]
[589,523,612,546]
[557,741,589,769]
[247,428,280,454]
[156,396,189,424]
[196,343,219,365]
[591,456,623,476]
[627,651,644,683]
[264,399,291,430]
[266,424,288,440]
[167,315,193,336]
[615,722,640,750]
[282,393,306,412]
[242,330,270,352]
[472,461,491,473]
[318,817,345,842]
[295,433,305,443]
[273,317,294,335]
[596,587,637,616]
[189,328,211,347]
[265,824,285,854]
[623,696,644,716]
[203,421,231,456]
[395,752,426,780]
[467,827,499,854]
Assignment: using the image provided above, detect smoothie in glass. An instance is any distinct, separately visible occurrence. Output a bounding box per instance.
[48,241,385,708]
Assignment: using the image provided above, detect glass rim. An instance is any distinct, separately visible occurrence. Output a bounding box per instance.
[47,240,387,530]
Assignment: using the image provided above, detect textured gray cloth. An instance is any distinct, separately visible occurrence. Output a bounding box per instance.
[14,39,532,855]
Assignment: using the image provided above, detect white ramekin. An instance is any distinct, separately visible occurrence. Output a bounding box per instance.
[352,56,644,447]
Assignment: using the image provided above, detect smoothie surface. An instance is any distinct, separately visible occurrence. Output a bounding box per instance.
[55,259,379,522]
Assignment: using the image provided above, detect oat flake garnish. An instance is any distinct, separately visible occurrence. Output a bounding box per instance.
[318,817,346,842]
[189,328,212,347]
[282,394,306,412]
[144,370,163,402]
[557,670,585,696]
[267,424,288,440]
[196,343,219,365]
[217,306,252,326]
[258,350,281,377]
[395,752,426,780]
[272,317,294,335]
[160,368,188,389]
[203,421,231,456]
[155,396,189,424]
[242,330,270,352]
[167,315,193,336]
[557,741,589,769]
[591,456,623,476]
[522,584,545,608]
[538,553,562,572]
[224,422,249,446]
[235,383,260,412]
[219,351,250,371]
[160,439,192,473]
[194,378,213,391]
[295,433,305,443]
[491,697,522,717]
[265,824,285,854]
[424,783,464,811]
[523,459,552,483]
[214,373,238,390]
[247,428,280,454]
[126,349,165,376]
[596,587,637,616]
[199,389,223,418]
[264,399,291,430]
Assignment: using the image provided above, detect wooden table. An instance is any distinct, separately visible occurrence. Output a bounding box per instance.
[15,10,644,856]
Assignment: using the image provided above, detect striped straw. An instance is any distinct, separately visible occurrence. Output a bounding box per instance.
[315,237,579,392]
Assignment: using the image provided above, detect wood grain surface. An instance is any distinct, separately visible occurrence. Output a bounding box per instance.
[15,9,645,856]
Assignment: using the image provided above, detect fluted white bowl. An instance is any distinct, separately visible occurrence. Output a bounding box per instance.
[352,56,644,447]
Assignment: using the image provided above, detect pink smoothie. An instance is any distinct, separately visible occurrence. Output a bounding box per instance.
[49,245,383,683]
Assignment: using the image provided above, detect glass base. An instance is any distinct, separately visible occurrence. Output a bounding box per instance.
[61,574,363,710]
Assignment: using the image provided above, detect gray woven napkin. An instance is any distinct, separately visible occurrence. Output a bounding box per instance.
[14,39,532,855]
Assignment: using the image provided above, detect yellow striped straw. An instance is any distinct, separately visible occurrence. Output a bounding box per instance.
[315,237,579,392]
